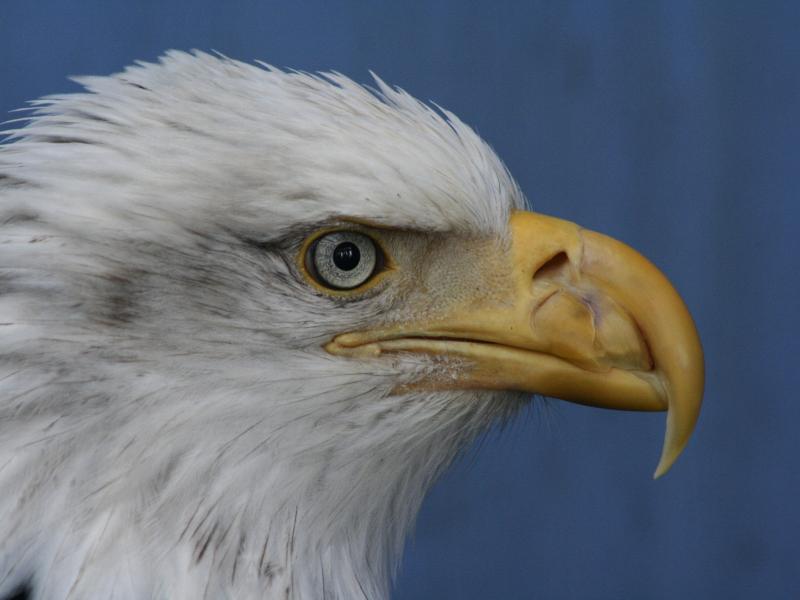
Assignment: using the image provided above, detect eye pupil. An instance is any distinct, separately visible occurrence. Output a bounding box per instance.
[332,242,361,271]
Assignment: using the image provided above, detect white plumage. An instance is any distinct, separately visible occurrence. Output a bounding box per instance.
[0,52,528,599]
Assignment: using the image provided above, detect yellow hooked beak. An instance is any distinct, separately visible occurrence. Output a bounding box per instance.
[326,210,704,477]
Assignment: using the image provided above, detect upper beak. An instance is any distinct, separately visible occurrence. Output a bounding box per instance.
[327,210,704,477]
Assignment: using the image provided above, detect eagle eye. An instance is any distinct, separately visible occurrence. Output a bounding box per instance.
[306,231,381,290]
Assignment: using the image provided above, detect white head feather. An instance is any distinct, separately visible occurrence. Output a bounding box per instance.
[0,51,527,599]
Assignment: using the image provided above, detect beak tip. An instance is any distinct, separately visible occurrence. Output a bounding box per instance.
[651,370,704,480]
[652,459,672,480]
[653,444,682,478]
[651,424,692,479]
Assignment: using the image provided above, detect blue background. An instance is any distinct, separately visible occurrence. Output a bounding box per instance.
[2,1,798,598]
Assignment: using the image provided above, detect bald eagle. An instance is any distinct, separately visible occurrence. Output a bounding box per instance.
[0,51,703,600]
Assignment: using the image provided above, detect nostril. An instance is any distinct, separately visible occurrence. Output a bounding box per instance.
[533,251,571,282]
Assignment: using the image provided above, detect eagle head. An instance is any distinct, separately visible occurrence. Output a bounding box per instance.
[0,51,703,599]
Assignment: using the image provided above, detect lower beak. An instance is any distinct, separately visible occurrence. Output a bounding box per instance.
[327,210,704,477]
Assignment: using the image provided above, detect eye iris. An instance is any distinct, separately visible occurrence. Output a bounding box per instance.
[308,231,379,291]
[332,242,360,271]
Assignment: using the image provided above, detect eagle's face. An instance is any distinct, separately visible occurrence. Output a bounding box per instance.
[0,52,703,599]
